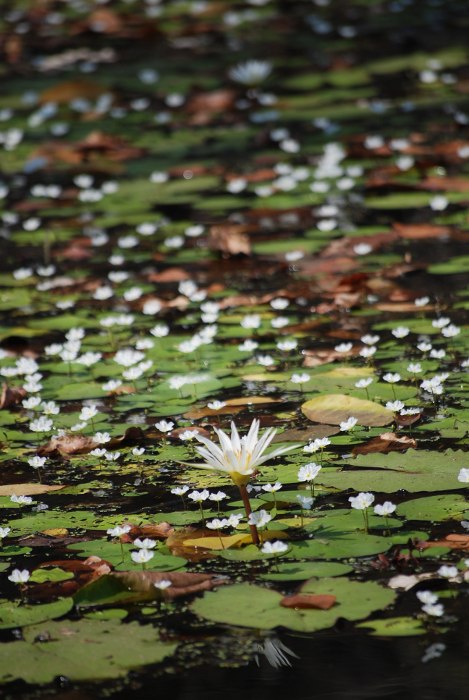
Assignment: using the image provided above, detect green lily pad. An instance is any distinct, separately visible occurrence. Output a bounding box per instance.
[357,616,426,636]
[260,561,353,581]
[397,495,469,522]
[0,618,177,684]
[29,567,74,584]
[191,578,395,632]
[0,597,73,630]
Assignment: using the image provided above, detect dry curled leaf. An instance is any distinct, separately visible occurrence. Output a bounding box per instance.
[112,570,228,600]
[0,383,26,409]
[38,434,98,456]
[421,534,469,550]
[352,432,416,455]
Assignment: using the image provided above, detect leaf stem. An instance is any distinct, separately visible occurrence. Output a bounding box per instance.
[238,483,260,545]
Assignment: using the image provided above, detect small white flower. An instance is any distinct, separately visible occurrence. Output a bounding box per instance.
[240,314,261,330]
[355,377,373,389]
[188,489,209,503]
[130,549,154,564]
[415,296,430,307]
[277,339,297,352]
[335,342,352,353]
[10,495,33,505]
[155,420,174,433]
[229,60,272,85]
[133,538,157,550]
[296,495,314,510]
[238,339,259,352]
[374,501,396,516]
[360,346,376,359]
[206,518,229,530]
[150,324,169,338]
[40,401,60,415]
[209,491,227,503]
[262,482,282,493]
[298,463,321,482]
[261,541,288,555]
[386,400,405,412]
[8,569,30,584]
[257,354,275,367]
[422,603,444,617]
[407,363,422,374]
[179,430,199,441]
[248,510,272,528]
[171,485,189,496]
[227,513,243,527]
[27,455,46,469]
[132,447,145,457]
[437,565,459,578]
[107,525,131,537]
[349,492,374,510]
[154,579,172,590]
[29,417,53,432]
[207,400,226,410]
[94,432,111,444]
[339,416,358,431]
[383,372,401,384]
[79,405,98,422]
[400,407,421,416]
[291,373,310,384]
[416,590,438,605]
[391,326,410,339]
[22,397,42,409]
[429,196,448,211]
[361,334,380,346]
[271,317,289,329]
[0,527,11,538]
[441,324,460,338]
[353,243,372,256]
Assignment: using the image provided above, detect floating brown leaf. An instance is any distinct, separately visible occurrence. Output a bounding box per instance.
[280,593,336,610]
[352,432,416,455]
[393,222,451,240]
[421,534,469,551]
[0,483,64,496]
[208,225,251,256]
[38,434,98,456]
[39,80,107,105]
[112,570,228,600]
[0,383,26,409]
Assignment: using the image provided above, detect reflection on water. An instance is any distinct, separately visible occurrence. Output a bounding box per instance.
[254,636,299,669]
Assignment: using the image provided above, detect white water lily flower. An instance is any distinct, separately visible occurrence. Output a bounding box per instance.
[192,419,296,487]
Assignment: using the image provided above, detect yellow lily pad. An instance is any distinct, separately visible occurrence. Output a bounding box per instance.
[301,393,393,427]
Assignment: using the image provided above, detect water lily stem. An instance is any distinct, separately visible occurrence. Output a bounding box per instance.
[238,483,260,545]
